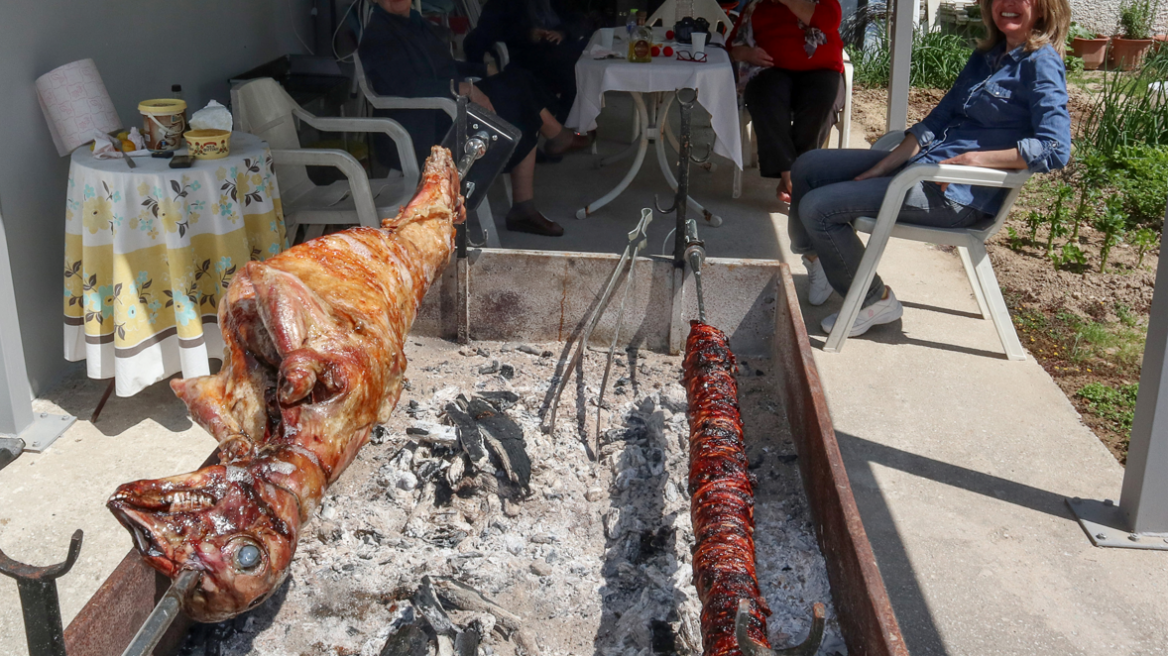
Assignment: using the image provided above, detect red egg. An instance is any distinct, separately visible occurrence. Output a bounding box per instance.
[666,30,675,39]
[651,46,661,56]
[663,46,674,57]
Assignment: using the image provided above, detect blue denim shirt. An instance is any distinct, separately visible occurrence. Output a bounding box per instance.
[905,43,1071,216]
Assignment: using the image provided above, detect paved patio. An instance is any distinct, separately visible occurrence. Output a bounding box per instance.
[1,93,1164,655]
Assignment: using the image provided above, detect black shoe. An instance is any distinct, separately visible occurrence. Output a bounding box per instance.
[506,210,564,236]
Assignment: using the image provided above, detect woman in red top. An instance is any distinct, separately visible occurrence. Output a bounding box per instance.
[729,0,845,202]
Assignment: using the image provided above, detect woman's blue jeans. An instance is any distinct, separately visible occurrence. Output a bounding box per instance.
[789,149,989,308]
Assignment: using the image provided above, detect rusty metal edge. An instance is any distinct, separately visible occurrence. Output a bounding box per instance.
[772,263,909,656]
[63,453,219,656]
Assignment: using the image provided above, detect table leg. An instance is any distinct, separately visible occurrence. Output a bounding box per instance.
[654,94,724,227]
[576,92,651,220]
[90,379,115,424]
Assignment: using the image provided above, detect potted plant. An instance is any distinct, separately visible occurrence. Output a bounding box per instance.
[1068,21,1109,69]
[1110,0,1158,70]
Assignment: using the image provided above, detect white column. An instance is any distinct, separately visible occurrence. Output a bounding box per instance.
[886,0,914,132]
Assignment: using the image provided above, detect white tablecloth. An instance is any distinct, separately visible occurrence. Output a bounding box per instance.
[64,132,287,396]
[566,33,743,169]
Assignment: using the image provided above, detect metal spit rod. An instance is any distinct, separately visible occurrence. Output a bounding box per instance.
[0,529,83,656]
[119,569,201,656]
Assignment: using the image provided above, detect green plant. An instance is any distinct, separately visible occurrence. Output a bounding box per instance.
[1077,382,1140,433]
[1116,302,1140,327]
[1107,144,1168,230]
[1064,55,1085,75]
[1131,227,1159,267]
[1095,196,1128,272]
[1025,209,1044,242]
[1057,241,1088,270]
[1066,22,1097,45]
[1079,47,1168,150]
[1006,226,1025,250]
[845,24,974,89]
[1045,184,1074,259]
[1118,0,1158,39]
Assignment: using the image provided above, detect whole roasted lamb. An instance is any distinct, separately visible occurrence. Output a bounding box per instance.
[108,147,464,622]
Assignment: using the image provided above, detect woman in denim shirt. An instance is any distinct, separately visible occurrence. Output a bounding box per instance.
[788,0,1071,337]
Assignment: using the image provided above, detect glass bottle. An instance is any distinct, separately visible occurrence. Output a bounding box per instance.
[629,11,653,63]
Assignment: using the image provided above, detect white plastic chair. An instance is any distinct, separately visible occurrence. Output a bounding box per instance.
[352,52,506,247]
[231,78,419,243]
[822,130,1031,361]
[733,51,853,198]
[647,0,733,33]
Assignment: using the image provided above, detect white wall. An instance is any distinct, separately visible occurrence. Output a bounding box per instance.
[0,0,313,396]
[1071,0,1168,37]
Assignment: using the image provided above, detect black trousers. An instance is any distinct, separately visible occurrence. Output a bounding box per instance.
[509,37,588,123]
[743,68,844,179]
[374,67,547,173]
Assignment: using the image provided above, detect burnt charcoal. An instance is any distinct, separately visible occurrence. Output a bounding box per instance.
[445,401,489,465]
[478,360,500,375]
[415,459,443,481]
[421,526,468,548]
[433,478,454,506]
[499,364,515,380]
[475,347,490,357]
[370,425,390,445]
[467,398,531,489]
[650,619,677,654]
[454,622,482,656]
[517,344,542,356]
[635,527,675,564]
[777,453,798,464]
[379,623,430,656]
[478,390,520,411]
[412,577,456,637]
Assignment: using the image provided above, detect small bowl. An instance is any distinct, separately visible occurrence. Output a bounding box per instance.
[184,129,232,160]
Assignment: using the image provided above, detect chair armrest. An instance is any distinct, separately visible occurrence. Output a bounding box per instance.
[363,95,458,119]
[269,148,379,228]
[292,112,421,189]
[892,163,1031,190]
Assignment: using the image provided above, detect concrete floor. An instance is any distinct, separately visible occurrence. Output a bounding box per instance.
[1,94,1164,655]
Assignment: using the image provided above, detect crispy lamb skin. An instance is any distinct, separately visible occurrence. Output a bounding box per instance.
[684,321,771,656]
[107,147,465,622]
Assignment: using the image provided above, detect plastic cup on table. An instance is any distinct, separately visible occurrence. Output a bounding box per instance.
[692,32,707,55]
[599,27,615,51]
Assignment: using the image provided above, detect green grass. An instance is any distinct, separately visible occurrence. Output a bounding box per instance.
[847,25,974,89]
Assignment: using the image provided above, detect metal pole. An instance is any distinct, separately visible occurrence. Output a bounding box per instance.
[672,88,697,268]
[1069,199,1168,549]
[0,200,75,452]
[886,0,913,132]
[119,570,200,656]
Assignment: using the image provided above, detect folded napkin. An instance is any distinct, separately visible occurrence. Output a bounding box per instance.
[90,130,125,160]
[588,43,625,59]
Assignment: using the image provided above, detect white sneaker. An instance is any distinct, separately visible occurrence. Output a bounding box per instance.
[802,255,832,306]
[821,289,904,337]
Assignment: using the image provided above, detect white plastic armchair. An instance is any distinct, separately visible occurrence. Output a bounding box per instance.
[231,78,419,242]
[353,52,508,246]
[823,131,1031,360]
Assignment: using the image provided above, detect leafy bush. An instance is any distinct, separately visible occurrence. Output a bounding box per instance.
[1131,227,1159,267]
[1106,144,1168,230]
[1064,55,1085,75]
[846,24,973,89]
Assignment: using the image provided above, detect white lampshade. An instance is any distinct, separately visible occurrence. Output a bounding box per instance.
[35,59,123,157]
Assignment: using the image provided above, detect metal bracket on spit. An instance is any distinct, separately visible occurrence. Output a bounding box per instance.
[735,599,827,656]
[543,208,653,450]
[453,81,472,345]
[0,529,83,656]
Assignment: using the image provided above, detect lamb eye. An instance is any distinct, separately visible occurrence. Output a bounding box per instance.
[235,544,262,570]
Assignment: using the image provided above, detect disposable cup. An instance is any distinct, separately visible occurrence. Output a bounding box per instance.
[599,27,615,50]
[692,32,707,54]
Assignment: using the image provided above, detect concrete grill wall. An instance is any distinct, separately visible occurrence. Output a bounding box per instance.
[0,0,314,397]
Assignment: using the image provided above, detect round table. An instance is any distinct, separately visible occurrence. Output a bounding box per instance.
[63,132,287,397]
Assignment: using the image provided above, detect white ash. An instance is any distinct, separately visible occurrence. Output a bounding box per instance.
[179,337,844,656]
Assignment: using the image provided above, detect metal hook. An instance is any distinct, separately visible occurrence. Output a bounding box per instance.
[0,529,84,656]
[735,599,827,656]
[654,193,676,214]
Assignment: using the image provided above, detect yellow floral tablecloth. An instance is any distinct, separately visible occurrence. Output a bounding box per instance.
[64,132,287,397]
